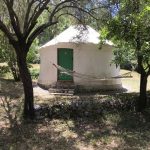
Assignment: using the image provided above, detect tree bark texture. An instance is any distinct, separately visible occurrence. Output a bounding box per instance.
[9,63,20,81]
[16,51,34,119]
[137,72,148,112]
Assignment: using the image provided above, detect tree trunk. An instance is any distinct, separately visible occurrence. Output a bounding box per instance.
[9,64,20,81]
[137,72,148,112]
[16,51,35,119]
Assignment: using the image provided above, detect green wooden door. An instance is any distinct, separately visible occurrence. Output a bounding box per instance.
[58,48,73,81]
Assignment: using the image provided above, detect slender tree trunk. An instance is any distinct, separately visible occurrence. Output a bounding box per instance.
[16,50,34,119]
[137,72,148,112]
[9,64,20,81]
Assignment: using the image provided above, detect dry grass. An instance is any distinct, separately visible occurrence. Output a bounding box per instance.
[121,69,150,92]
[31,64,40,70]
[0,63,7,66]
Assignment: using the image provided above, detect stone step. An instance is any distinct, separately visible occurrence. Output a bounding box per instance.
[55,85,75,89]
[50,82,75,89]
[48,88,74,95]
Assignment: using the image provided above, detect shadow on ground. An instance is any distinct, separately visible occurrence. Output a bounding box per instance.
[0,93,150,150]
[0,78,23,98]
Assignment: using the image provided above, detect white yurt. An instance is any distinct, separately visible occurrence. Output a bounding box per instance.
[38,25,122,90]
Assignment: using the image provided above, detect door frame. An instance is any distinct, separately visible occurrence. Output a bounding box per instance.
[57,48,74,81]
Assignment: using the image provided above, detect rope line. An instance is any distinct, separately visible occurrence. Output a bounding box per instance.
[51,62,132,80]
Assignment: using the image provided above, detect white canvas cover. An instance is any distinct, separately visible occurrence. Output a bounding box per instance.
[38,25,122,90]
[40,25,113,49]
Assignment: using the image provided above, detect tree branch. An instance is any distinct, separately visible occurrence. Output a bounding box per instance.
[26,21,58,49]
[4,0,22,39]
[0,20,16,46]
[56,12,84,24]
[23,0,50,40]
[49,0,73,22]
[23,0,35,32]
[55,5,99,20]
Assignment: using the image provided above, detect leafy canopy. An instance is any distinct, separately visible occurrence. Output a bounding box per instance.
[100,0,150,71]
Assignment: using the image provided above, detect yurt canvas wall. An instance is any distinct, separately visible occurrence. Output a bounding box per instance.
[38,25,122,90]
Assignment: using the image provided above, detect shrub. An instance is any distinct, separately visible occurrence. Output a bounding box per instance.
[30,69,39,79]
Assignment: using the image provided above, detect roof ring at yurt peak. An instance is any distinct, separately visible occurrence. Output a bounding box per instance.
[50,62,133,81]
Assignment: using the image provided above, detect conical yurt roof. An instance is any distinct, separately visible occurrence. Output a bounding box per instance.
[40,25,113,49]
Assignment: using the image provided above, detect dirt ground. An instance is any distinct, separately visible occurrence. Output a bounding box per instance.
[34,70,150,99]
[0,70,150,150]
